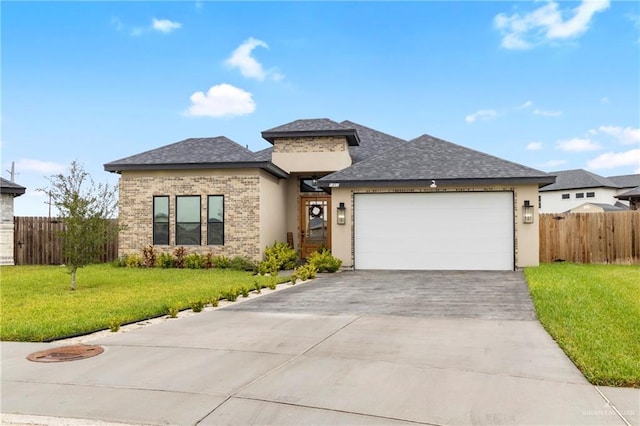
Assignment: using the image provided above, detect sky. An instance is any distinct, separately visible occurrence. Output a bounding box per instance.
[2,0,639,216]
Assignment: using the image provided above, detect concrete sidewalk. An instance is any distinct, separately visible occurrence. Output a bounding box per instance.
[2,309,638,425]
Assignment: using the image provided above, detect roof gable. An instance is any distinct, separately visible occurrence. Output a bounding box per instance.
[261,118,360,146]
[539,169,619,192]
[320,134,553,186]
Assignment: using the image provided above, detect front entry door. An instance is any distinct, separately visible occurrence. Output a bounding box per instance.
[300,196,331,258]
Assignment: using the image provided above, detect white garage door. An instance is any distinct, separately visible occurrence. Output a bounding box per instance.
[354,192,514,270]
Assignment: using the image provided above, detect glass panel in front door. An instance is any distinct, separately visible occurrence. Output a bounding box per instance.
[305,199,328,246]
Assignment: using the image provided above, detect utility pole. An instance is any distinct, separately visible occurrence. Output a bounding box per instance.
[6,161,16,181]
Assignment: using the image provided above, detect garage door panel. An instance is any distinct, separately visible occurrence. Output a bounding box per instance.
[354,192,514,271]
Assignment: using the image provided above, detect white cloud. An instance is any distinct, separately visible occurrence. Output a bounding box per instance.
[597,125,640,145]
[465,109,498,124]
[494,0,610,50]
[225,37,284,81]
[517,100,533,109]
[185,83,255,118]
[152,18,182,33]
[15,159,66,174]
[225,38,269,80]
[526,142,543,151]
[600,97,609,104]
[587,149,640,170]
[533,109,563,117]
[556,138,601,152]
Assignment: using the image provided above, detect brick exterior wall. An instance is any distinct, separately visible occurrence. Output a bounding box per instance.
[118,172,262,260]
[273,136,348,153]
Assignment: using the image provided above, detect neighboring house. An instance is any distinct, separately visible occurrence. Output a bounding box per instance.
[539,169,640,213]
[569,203,628,213]
[615,187,640,210]
[0,178,26,266]
[104,119,554,271]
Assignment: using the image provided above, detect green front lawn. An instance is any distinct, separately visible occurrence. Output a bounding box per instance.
[0,264,289,342]
[525,263,640,388]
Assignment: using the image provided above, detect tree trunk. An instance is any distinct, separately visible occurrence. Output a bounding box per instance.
[71,268,77,291]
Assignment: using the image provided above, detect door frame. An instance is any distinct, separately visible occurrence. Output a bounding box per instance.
[299,195,332,258]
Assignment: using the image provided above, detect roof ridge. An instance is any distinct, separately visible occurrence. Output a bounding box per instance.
[340,120,407,142]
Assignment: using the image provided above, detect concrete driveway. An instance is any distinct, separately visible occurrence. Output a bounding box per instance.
[2,271,638,426]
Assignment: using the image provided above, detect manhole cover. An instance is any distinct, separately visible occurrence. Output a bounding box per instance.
[27,345,104,363]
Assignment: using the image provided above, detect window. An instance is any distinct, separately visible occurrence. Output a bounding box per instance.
[586,192,595,198]
[153,196,169,245]
[576,193,584,199]
[176,196,201,245]
[207,195,224,245]
[561,193,570,200]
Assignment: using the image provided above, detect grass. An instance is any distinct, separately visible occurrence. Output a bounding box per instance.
[0,264,290,342]
[525,263,640,388]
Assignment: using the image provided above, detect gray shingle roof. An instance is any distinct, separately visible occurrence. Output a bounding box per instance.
[261,118,360,146]
[254,147,273,161]
[0,178,26,196]
[570,202,628,212]
[608,174,640,189]
[104,137,288,178]
[615,186,640,199]
[319,134,554,186]
[341,120,406,163]
[539,169,619,192]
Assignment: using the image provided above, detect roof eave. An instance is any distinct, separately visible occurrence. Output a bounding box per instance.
[0,187,26,196]
[318,176,556,188]
[103,161,289,179]
[261,129,360,146]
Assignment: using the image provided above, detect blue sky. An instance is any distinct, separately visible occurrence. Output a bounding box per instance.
[2,0,639,216]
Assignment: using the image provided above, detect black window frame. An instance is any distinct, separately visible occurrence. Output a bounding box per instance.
[561,193,570,200]
[153,196,170,245]
[207,195,225,246]
[175,195,201,246]
[576,192,585,199]
[586,192,595,198]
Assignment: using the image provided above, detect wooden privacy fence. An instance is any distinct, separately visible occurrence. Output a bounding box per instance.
[13,217,118,265]
[539,211,640,264]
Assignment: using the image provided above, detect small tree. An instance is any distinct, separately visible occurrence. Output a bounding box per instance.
[40,161,122,290]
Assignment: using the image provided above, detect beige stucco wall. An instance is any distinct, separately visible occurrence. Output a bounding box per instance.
[0,193,15,265]
[330,183,541,269]
[271,136,352,173]
[259,170,288,253]
[118,169,263,260]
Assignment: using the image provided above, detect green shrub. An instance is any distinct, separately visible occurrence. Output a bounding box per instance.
[263,241,297,271]
[125,253,142,268]
[209,295,219,307]
[240,287,250,298]
[211,255,232,269]
[293,263,318,281]
[141,246,157,268]
[230,256,256,271]
[156,252,174,268]
[267,276,278,290]
[223,289,239,302]
[173,247,188,268]
[190,300,206,312]
[203,252,214,269]
[109,319,120,332]
[257,257,279,276]
[185,253,204,269]
[167,305,180,318]
[254,279,262,294]
[307,249,342,272]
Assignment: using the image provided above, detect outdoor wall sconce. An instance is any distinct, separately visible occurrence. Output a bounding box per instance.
[311,176,318,187]
[337,202,346,225]
[522,200,534,224]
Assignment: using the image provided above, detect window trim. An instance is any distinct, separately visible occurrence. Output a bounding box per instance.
[153,196,170,245]
[175,195,201,246]
[207,195,225,246]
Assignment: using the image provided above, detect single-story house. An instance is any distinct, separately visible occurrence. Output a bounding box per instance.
[0,177,26,266]
[539,169,640,213]
[104,119,555,271]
